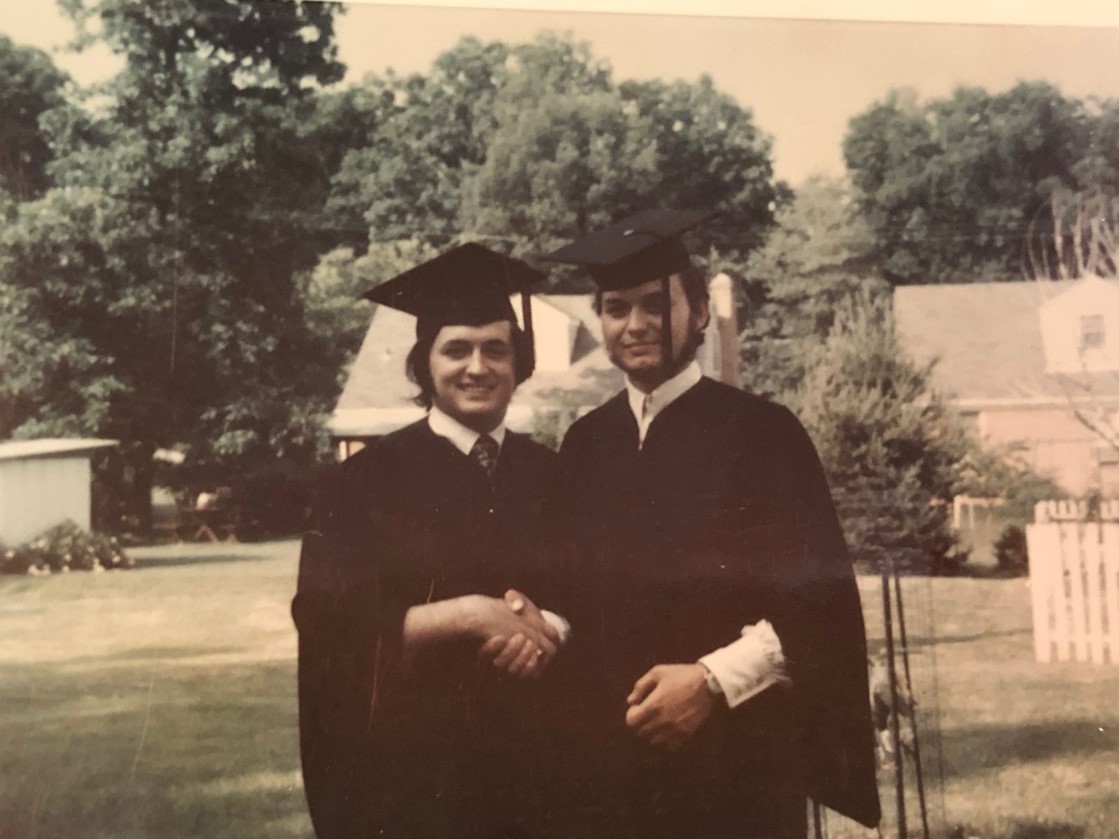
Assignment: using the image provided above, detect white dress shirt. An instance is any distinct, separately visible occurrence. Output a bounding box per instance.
[626,360,703,447]
[624,363,790,707]
[428,405,507,456]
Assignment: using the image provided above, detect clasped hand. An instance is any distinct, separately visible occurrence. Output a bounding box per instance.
[625,663,717,751]
[474,589,560,679]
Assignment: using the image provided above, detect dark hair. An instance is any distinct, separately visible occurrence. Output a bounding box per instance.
[592,261,709,315]
[405,320,534,410]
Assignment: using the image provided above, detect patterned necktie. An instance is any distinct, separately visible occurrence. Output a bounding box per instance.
[469,434,500,481]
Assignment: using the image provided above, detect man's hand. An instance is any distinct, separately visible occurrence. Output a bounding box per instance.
[624,663,718,750]
[473,589,559,679]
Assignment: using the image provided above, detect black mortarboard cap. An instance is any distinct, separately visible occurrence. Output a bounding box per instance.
[544,208,706,290]
[363,243,544,341]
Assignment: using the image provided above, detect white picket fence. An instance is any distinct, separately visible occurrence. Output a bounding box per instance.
[1026,500,1119,664]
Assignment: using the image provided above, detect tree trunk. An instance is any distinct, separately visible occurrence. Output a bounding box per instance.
[115,440,157,537]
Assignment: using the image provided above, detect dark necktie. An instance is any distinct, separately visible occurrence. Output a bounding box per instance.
[469,434,499,481]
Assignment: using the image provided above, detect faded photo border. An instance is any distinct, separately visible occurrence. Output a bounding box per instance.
[1,2,1116,839]
[341,0,1119,28]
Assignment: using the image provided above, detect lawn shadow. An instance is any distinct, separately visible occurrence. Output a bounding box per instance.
[96,644,245,661]
[0,656,310,839]
[934,719,1118,779]
[896,627,1033,649]
[960,565,1029,581]
[132,552,278,569]
[997,821,1086,839]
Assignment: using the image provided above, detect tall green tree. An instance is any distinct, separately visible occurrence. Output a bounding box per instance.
[0,35,69,200]
[749,175,873,278]
[738,176,882,404]
[1077,97,1119,193]
[454,36,655,262]
[844,83,1101,284]
[326,34,779,273]
[1,0,345,529]
[458,85,661,257]
[327,36,519,249]
[617,75,778,261]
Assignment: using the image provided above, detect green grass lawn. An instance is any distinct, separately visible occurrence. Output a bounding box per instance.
[841,575,1119,839]
[0,541,310,839]
[2,543,1117,839]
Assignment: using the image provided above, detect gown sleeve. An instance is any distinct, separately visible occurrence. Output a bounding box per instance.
[291,449,417,838]
[763,406,880,828]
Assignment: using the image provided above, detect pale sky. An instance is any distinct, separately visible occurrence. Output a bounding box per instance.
[3,1,1119,184]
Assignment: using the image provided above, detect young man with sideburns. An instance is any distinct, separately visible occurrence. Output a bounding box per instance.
[548,210,880,839]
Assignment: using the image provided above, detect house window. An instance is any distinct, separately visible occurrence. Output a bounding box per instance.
[1080,314,1106,350]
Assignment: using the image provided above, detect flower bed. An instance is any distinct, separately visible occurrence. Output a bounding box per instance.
[0,520,133,575]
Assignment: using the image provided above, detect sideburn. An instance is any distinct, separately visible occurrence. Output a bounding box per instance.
[670,317,708,375]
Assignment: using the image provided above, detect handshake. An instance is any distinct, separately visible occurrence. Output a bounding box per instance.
[467,590,716,750]
[472,589,569,679]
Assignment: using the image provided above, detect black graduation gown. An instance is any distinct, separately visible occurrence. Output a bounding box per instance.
[558,377,880,837]
[292,420,563,839]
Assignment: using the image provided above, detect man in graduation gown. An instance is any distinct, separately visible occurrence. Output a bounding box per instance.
[547,211,880,838]
[292,244,570,839]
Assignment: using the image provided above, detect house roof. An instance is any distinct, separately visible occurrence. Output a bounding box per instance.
[893,279,1119,406]
[330,294,624,438]
[333,305,418,416]
[0,438,118,463]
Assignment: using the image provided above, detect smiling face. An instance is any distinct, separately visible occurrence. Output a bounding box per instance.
[599,273,710,392]
[428,320,518,433]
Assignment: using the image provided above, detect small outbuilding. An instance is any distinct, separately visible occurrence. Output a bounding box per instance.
[0,438,118,546]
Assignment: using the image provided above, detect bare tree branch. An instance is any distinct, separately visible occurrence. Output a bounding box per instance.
[1024,190,1119,474]
[1073,196,1087,277]
[1053,373,1119,456]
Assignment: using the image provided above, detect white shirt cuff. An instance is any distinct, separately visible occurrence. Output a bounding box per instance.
[541,609,572,646]
[698,620,790,708]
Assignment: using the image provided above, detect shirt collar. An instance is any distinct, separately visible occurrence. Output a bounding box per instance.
[428,406,507,456]
[625,360,703,427]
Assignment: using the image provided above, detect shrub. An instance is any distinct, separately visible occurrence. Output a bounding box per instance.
[0,520,133,575]
[955,444,1067,525]
[994,524,1029,575]
[531,407,581,452]
[831,467,968,575]
[799,292,969,574]
[227,463,326,540]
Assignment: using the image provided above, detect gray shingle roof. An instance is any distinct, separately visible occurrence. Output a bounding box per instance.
[893,280,1119,404]
[334,305,417,414]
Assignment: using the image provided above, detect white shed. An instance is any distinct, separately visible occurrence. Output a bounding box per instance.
[0,438,118,546]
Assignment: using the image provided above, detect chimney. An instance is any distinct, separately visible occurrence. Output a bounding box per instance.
[709,272,739,387]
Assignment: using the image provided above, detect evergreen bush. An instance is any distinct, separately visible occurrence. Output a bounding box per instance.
[993,524,1029,575]
[799,291,969,574]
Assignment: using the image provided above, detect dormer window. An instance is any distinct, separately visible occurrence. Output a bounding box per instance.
[1080,314,1106,350]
